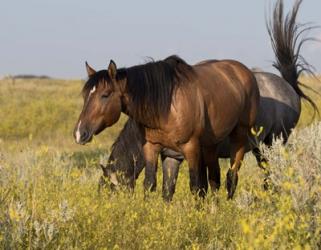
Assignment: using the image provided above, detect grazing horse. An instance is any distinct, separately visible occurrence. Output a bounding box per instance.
[99,0,319,201]
[74,55,260,199]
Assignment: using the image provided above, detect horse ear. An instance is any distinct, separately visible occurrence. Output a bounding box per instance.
[85,61,96,77]
[108,60,117,79]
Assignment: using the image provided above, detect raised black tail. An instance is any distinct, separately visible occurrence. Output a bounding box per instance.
[267,0,319,115]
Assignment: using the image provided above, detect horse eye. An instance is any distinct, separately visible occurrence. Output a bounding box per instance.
[101,93,110,99]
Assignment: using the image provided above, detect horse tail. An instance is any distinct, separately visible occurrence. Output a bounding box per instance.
[267,0,319,115]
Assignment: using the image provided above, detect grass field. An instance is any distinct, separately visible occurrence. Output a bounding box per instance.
[0,76,321,249]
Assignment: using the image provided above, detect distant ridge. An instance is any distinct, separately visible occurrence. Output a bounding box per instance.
[6,74,51,79]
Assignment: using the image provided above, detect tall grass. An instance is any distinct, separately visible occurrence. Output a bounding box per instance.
[0,77,321,249]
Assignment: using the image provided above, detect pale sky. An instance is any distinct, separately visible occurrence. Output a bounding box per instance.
[1,0,320,78]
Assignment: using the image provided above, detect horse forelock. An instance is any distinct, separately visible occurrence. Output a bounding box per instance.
[81,70,110,98]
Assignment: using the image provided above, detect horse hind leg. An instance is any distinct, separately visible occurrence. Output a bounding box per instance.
[208,158,220,193]
[226,126,248,199]
[252,134,277,190]
[252,147,268,171]
[161,156,182,202]
[226,72,259,199]
[252,147,270,190]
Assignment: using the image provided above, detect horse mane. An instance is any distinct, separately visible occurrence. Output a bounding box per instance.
[123,55,194,125]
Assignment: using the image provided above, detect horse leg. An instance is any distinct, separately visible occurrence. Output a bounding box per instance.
[143,142,161,193]
[226,126,247,199]
[182,140,206,198]
[252,147,269,170]
[203,147,220,193]
[208,158,220,193]
[253,134,275,189]
[252,147,270,190]
[199,155,208,195]
[161,156,182,202]
[98,175,106,195]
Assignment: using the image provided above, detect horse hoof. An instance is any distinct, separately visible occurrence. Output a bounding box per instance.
[209,180,221,193]
[162,192,174,203]
[143,180,156,193]
[199,188,207,199]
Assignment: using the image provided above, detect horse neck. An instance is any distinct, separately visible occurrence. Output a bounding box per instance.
[109,118,145,176]
[120,91,159,128]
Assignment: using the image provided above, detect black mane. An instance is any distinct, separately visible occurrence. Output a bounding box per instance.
[125,55,193,125]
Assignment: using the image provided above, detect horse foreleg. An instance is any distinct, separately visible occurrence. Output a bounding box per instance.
[161,156,182,202]
[226,126,247,199]
[199,156,208,195]
[182,141,206,198]
[143,142,161,193]
[203,147,220,193]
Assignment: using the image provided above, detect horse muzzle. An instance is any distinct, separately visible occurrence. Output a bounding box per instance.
[74,121,93,145]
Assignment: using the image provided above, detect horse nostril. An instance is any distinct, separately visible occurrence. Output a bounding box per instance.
[75,121,92,144]
[81,131,88,140]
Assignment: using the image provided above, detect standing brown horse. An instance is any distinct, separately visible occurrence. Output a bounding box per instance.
[74,56,259,199]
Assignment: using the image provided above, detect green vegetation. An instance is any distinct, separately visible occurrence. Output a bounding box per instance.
[0,77,321,249]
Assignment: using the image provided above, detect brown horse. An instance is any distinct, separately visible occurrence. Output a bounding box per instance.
[74,56,259,199]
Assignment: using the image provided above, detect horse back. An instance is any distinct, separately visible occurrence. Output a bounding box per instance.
[194,60,259,100]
